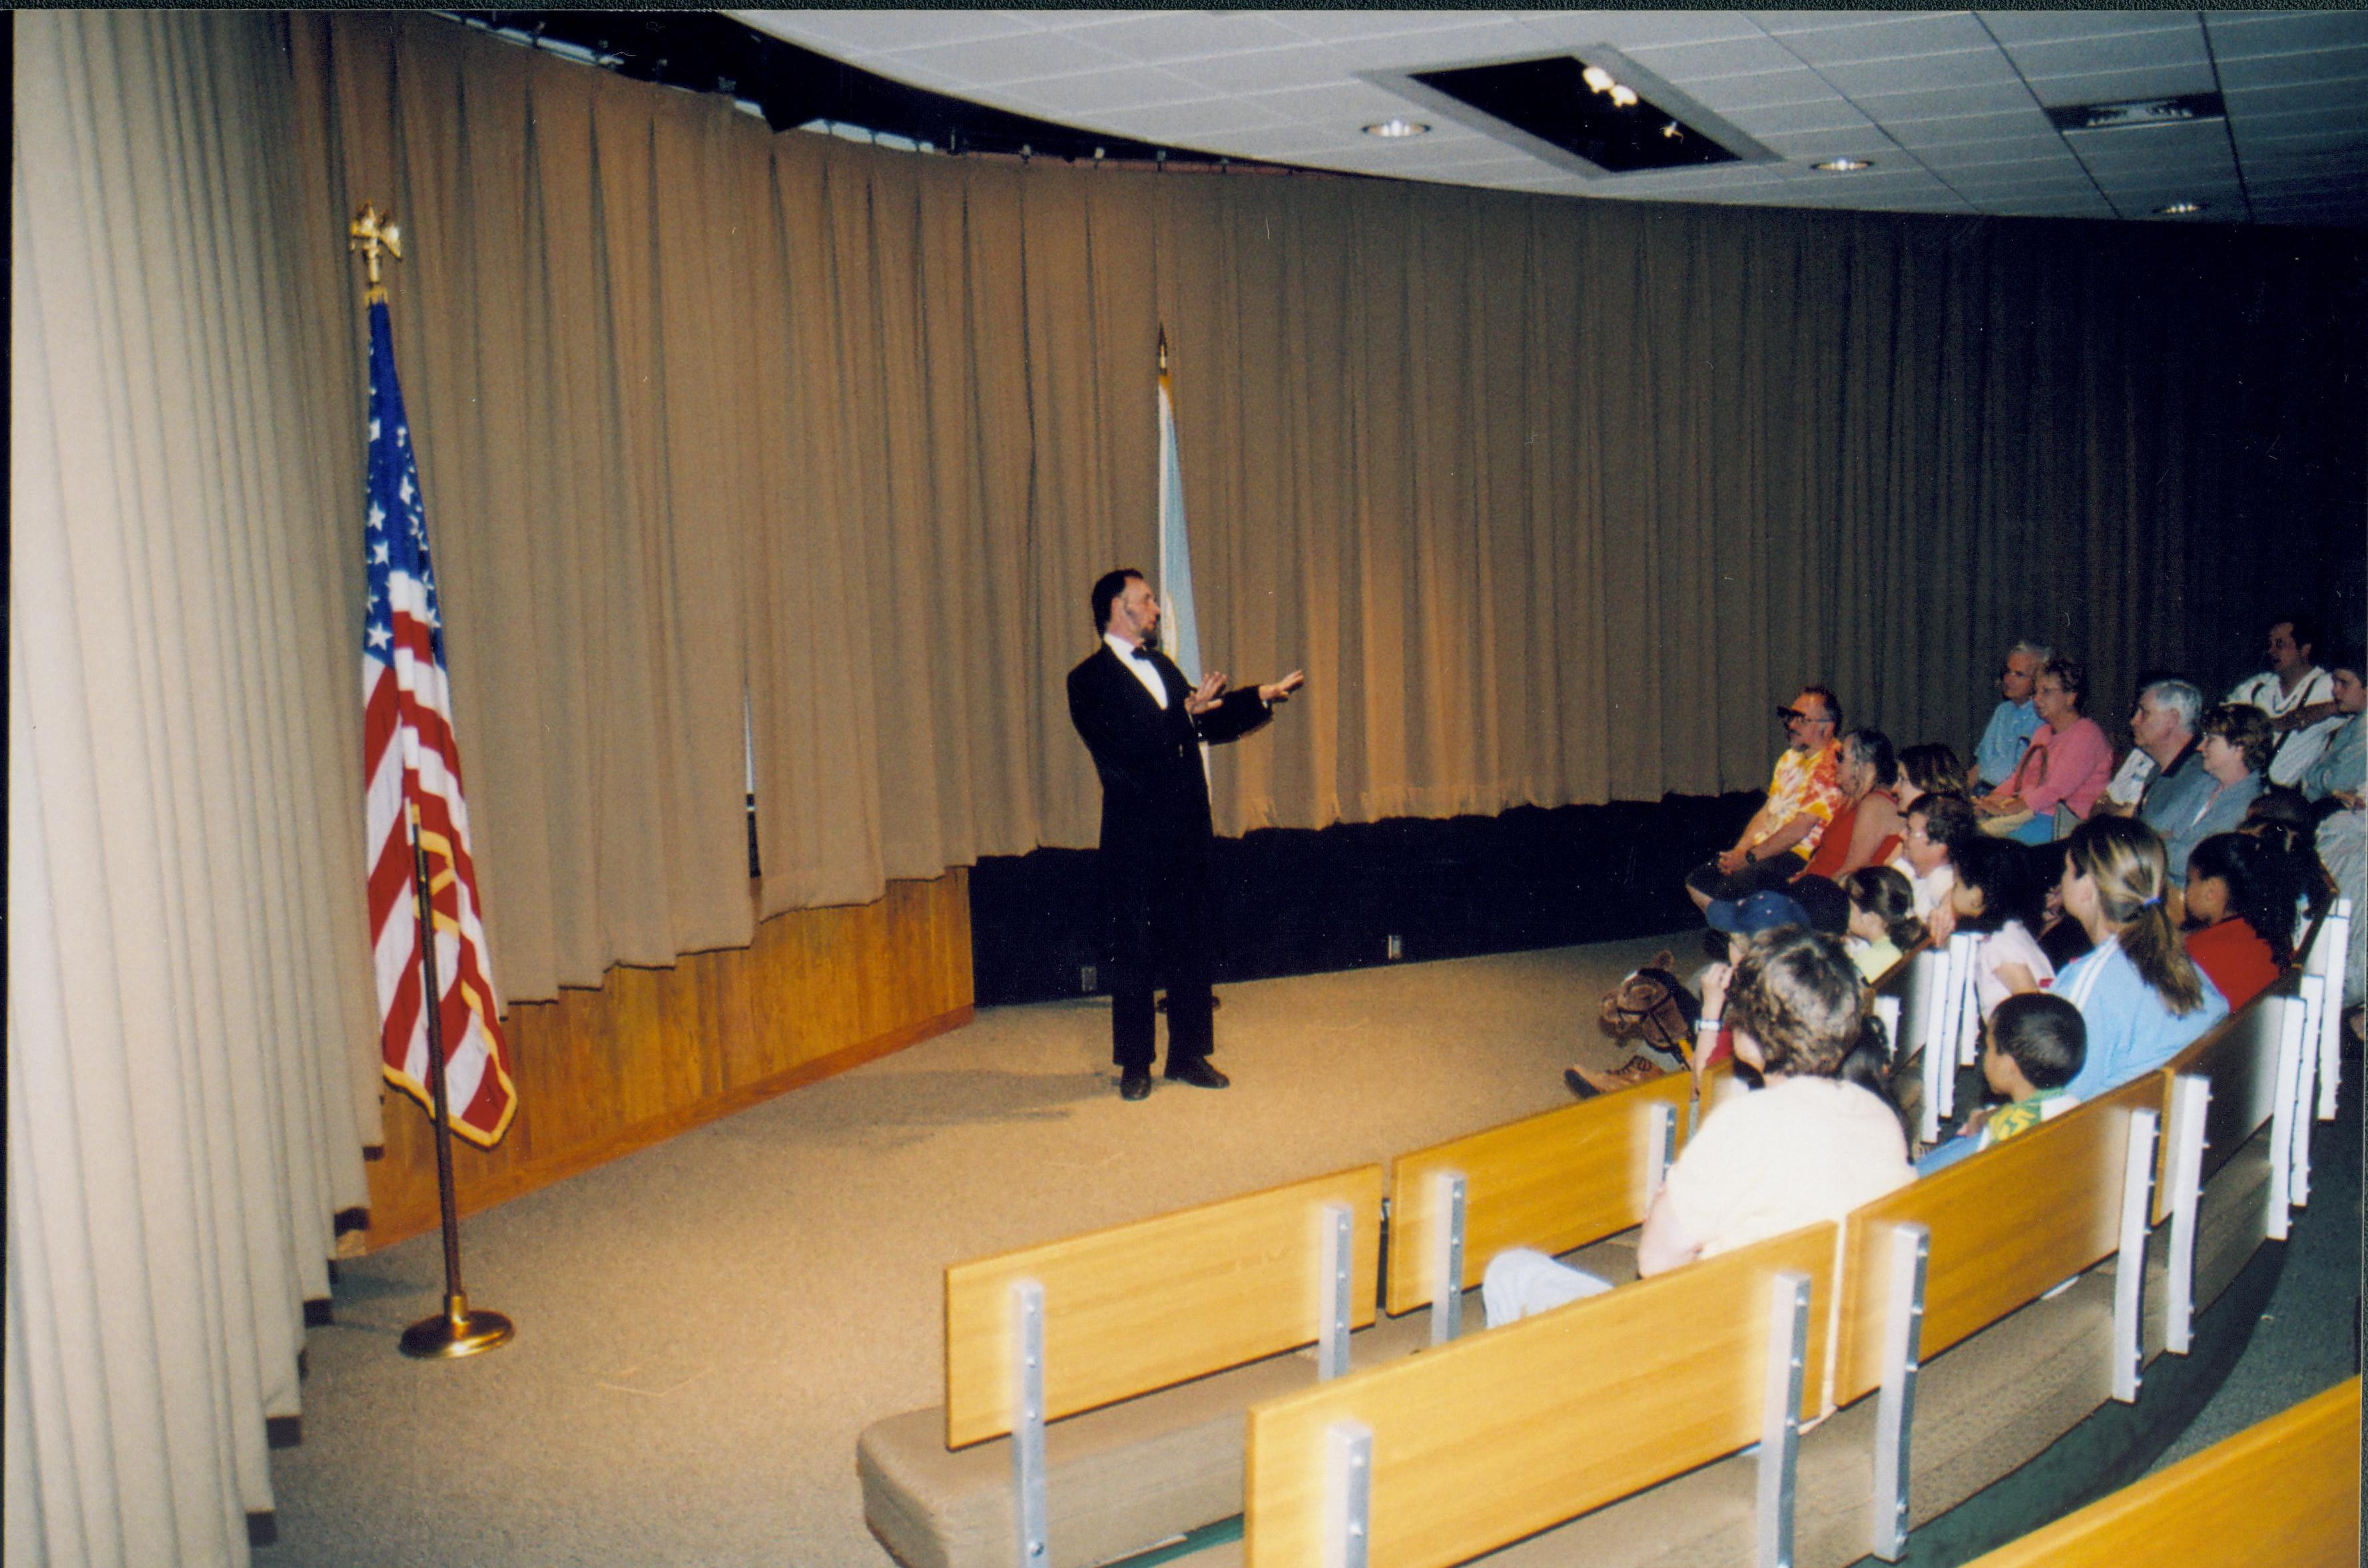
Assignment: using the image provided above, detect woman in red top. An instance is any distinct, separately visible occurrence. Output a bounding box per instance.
[2180,831,2297,1011]
[1799,729,1905,882]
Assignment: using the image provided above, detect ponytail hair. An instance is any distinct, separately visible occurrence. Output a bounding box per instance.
[1843,865,1928,951]
[2063,816,2206,1015]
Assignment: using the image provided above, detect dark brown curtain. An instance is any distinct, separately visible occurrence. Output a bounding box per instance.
[286,13,2365,1002]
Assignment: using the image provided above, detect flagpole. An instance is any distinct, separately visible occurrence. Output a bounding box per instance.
[398,804,513,1360]
[350,202,513,1361]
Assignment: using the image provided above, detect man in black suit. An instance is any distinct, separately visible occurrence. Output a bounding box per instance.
[1069,569,1304,1100]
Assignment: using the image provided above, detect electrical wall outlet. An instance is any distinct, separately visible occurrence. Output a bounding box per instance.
[1386,934,1403,961]
[1081,965,1097,992]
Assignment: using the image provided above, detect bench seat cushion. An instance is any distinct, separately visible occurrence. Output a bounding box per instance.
[1160,1139,2275,1568]
[862,1233,1640,1568]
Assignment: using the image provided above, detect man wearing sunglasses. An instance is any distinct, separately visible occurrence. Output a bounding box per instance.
[1685,687,1846,914]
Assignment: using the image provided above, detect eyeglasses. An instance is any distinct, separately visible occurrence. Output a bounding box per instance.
[1775,706,1827,724]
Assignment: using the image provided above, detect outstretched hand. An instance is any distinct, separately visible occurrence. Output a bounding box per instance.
[1183,672,1228,716]
[1259,670,1307,705]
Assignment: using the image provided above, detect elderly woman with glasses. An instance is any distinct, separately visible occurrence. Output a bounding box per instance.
[1974,656,2113,846]
[2159,702,2274,892]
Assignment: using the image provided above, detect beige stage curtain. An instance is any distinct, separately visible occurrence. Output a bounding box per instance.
[10,11,376,1564]
[290,15,2364,979]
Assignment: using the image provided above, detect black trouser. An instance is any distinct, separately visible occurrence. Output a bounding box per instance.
[1103,844,1217,1071]
[1683,852,1807,906]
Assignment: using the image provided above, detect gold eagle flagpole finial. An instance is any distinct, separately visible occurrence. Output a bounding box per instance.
[349,203,404,302]
[1157,326,1169,377]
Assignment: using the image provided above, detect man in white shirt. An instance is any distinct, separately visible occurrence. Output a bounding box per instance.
[2101,678,2204,817]
[2228,617,2342,786]
[1067,569,1303,1099]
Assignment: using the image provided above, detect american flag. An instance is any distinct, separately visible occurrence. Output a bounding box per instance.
[362,298,517,1147]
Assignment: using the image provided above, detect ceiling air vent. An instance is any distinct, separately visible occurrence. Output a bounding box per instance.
[1364,48,1777,180]
[2046,94,2226,133]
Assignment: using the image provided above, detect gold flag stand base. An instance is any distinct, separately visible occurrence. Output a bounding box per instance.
[400,1294,515,1360]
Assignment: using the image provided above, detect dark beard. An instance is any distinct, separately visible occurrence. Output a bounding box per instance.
[1139,628,1163,654]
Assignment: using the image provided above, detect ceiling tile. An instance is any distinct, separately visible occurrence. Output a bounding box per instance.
[1761,13,1998,63]
[1513,12,1771,49]
[1235,79,1440,127]
[881,31,1133,86]
[1753,125,1901,160]
[1847,80,2041,122]
[1976,10,2199,47]
[2222,80,2368,119]
[2205,11,2368,58]
[2022,61,2221,108]
[1168,45,1361,95]
[992,67,1213,118]
[2216,45,2368,91]
[1097,97,1295,142]
[1049,12,1317,63]
[1816,49,2025,98]
[1683,67,1843,111]
[1723,99,1881,136]
[1885,107,2058,145]
[1621,34,1805,79]
[1911,136,2084,171]
[1271,11,1530,43]
[1999,25,2208,79]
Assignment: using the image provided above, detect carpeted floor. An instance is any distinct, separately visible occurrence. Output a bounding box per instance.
[259,933,1692,1567]
[258,935,2361,1566]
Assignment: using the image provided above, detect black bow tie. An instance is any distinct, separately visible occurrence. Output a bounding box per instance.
[1130,645,1156,663]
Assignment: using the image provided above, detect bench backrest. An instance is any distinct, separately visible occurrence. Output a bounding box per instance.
[1244,1222,1837,1568]
[943,1165,1384,1447]
[1962,1377,2359,1567]
[1384,1069,1693,1314]
[2157,981,2294,1222]
[1833,1073,2161,1406]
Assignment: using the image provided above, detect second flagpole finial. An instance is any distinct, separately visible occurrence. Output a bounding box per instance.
[349,203,404,300]
[1157,327,1169,376]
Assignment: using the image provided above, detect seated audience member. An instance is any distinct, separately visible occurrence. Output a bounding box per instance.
[1891,790,1978,932]
[2160,702,2273,887]
[1839,1035,1913,1147]
[2180,832,2295,1011]
[1976,656,2112,845]
[2296,642,2365,813]
[2051,816,2227,1103]
[1896,742,1967,814]
[2102,678,2206,822]
[1969,641,2050,793]
[1916,991,2087,1174]
[1795,728,1906,885]
[2035,846,2095,969]
[1685,687,1845,913]
[1484,929,1913,1325]
[1841,865,1925,981]
[1946,836,2055,1015]
[2229,615,2343,788]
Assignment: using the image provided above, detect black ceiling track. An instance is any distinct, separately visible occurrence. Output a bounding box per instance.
[451,11,1247,167]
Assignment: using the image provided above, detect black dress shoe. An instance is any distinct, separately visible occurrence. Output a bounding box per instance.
[1119,1067,1152,1101]
[1163,1057,1230,1090]
[1563,1067,1601,1101]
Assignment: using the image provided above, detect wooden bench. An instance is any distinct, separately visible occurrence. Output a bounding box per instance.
[1833,1073,2164,1560]
[1383,1069,1695,1338]
[1243,1222,1838,1568]
[859,1165,1400,1568]
[1961,1377,2360,1567]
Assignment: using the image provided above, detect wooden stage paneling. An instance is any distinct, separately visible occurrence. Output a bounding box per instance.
[354,872,974,1252]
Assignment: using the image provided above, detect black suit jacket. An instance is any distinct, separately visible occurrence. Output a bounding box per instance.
[1066,643,1271,858]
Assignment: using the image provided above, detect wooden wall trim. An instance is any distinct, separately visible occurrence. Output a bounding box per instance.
[352,872,973,1254]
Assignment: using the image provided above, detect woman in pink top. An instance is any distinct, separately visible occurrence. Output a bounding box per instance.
[1976,656,2113,847]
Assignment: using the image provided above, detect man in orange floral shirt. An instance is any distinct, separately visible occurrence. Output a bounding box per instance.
[1686,686,1847,913]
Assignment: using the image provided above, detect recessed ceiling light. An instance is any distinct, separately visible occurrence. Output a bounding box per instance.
[1814,156,1873,172]
[1363,118,1430,139]
[2156,200,2207,216]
